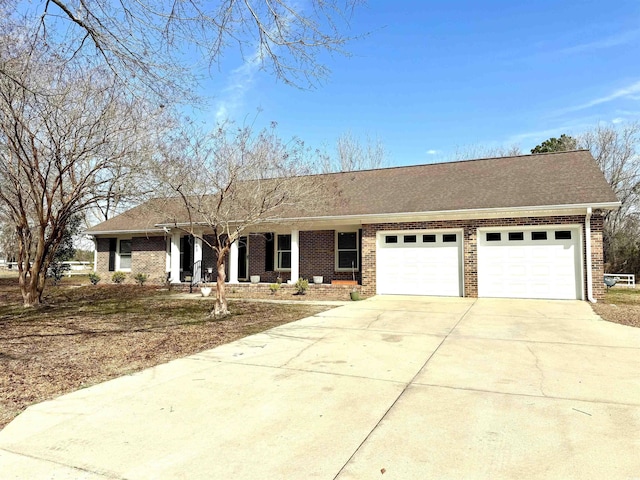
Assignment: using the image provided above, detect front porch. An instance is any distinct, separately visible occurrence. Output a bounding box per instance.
[168,229,363,287]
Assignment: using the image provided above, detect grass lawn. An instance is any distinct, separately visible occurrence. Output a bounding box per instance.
[0,277,332,430]
[592,287,640,328]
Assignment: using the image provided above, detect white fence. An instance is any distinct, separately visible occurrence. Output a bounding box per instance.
[1,261,94,275]
[604,273,636,289]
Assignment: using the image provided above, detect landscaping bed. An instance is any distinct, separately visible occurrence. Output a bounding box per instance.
[0,278,332,430]
[592,287,640,328]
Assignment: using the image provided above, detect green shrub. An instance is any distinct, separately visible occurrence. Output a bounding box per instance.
[88,272,101,285]
[269,283,280,295]
[294,278,309,295]
[111,271,126,284]
[133,273,148,286]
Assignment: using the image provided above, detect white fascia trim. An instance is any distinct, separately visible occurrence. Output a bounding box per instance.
[253,202,622,226]
[85,229,167,236]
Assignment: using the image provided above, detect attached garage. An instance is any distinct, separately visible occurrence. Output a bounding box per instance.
[477,226,583,300]
[376,230,463,296]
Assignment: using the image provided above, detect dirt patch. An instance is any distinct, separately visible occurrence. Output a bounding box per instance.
[592,288,640,328]
[0,279,331,430]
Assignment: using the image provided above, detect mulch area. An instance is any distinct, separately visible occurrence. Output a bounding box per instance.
[0,278,332,430]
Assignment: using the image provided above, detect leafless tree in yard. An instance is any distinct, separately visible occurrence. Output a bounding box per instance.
[154,121,323,316]
[319,130,388,172]
[578,122,640,273]
[0,38,158,306]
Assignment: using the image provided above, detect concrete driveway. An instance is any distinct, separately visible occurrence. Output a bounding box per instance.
[2,296,640,479]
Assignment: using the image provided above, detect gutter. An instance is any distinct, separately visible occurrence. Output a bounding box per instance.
[585,207,596,303]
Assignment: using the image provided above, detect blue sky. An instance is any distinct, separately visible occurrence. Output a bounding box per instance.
[199,0,640,166]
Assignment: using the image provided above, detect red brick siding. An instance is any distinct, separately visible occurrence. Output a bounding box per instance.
[361,214,605,300]
[299,231,360,284]
[131,236,166,283]
[95,237,111,274]
[95,235,167,284]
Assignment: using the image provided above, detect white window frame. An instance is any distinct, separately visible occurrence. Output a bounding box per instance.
[117,238,132,272]
[335,230,359,272]
[275,234,292,271]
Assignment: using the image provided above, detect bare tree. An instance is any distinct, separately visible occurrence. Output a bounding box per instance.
[3,0,363,99]
[320,130,388,172]
[578,122,640,272]
[154,121,321,316]
[0,42,156,306]
[451,144,522,161]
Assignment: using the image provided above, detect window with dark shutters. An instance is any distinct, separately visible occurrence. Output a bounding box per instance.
[108,238,117,271]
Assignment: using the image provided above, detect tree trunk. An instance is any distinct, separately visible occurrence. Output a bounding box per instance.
[19,268,46,307]
[213,254,230,317]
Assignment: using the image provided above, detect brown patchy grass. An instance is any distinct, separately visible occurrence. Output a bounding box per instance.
[592,287,640,328]
[0,278,331,430]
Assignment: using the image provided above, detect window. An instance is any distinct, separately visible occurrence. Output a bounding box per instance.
[276,234,291,270]
[532,231,547,241]
[337,232,359,270]
[555,230,572,240]
[486,232,501,242]
[119,239,132,270]
[423,234,436,243]
[385,235,398,244]
[403,235,417,243]
[443,234,457,243]
[508,232,524,241]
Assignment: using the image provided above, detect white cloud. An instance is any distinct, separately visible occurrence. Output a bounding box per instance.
[426,149,439,155]
[557,29,640,55]
[557,79,640,115]
[214,55,262,122]
[612,117,625,124]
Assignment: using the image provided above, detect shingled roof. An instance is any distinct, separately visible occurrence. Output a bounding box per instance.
[86,150,619,234]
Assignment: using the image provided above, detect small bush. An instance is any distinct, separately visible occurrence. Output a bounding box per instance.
[111,271,126,284]
[47,262,70,285]
[269,283,280,295]
[88,272,101,285]
[295,278,309,295]
[133,273,148,286]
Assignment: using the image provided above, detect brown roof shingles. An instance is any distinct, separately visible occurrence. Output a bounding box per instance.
[86,150,619,233]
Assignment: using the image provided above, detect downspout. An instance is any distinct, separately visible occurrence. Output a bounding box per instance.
[585,207,596,303]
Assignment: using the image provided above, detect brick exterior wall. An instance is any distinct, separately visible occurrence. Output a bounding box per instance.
[95,235,168,284]
[131,236,166,283]
[361,214,606,300]
[95,237,111,274]
[589,215,605,300]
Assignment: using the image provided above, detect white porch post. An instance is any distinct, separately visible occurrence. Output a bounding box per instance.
[291,229,300,282]
[193,236,203,283]
[92,237,97,272]
[229,240,239,284]
[170,232,181,284]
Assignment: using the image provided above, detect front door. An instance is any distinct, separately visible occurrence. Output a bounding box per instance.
[237,236,248,280]
[180,235,193,281]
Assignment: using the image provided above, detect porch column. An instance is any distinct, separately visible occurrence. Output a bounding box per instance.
[170,231,181,284]
[291,229,300,282]
[92,237,97,272]
[229,240,239,284]
[193,236,203,283]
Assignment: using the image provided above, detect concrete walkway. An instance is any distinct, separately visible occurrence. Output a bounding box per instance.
[2,296,640,479]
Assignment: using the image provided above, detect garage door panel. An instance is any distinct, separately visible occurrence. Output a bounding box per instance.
[377,231,462,297]
[478,228,581,300]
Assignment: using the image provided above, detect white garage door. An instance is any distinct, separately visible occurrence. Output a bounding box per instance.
[377,231,462,296]
[477,227,582,300]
